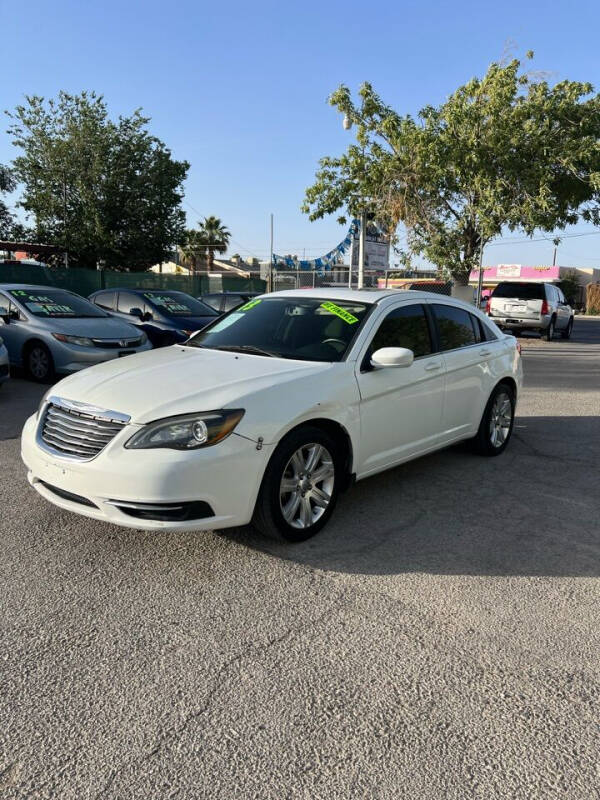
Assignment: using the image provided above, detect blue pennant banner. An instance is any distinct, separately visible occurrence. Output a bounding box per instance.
[272,219,359,270]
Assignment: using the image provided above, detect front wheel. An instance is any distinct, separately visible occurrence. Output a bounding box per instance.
[252,426,342,542]
[471,383,515,457]
[25,342,54,382]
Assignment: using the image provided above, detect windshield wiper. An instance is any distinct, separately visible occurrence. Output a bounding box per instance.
[213,345,277,358]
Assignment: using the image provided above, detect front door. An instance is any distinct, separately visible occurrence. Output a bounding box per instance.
[355,302,445,477]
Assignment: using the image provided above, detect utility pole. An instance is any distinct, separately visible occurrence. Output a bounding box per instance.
[63,174,69,268]
[476,235,485,306]
[358,209,366,290]
[269,213,274,293]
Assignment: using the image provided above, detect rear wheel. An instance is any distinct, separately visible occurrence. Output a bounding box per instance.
[252,426,342,542]
[544,317,556,341]
[25,342,54,382]
[561,318,573,340]
[471,383,515,457]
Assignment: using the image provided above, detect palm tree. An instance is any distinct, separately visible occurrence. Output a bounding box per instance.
[197,216,230,272]
[180,229,205,273]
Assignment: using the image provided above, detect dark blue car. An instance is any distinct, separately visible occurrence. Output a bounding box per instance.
[89,288,219,347]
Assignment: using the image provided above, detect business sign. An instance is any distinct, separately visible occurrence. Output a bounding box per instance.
[351,228,390,270]
[496,264,522,278]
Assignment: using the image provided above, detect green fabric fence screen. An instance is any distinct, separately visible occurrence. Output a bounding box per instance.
[0,263,266,297]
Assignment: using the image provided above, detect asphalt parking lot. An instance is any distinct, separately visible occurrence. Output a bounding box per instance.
[1,319,599,799]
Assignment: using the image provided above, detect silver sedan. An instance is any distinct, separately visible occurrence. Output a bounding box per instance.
[0,284,152,382]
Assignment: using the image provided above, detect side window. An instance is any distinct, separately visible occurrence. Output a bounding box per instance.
[469,313,483,343]
[432,304,477,351]
[93,291,116,311]
[369,304,432,360]
[0,293,9,315]
[557,288,565,304]
[117,292,143,314]
[479,317,498,342]
[546,285,556,303]
[223,295,242,312]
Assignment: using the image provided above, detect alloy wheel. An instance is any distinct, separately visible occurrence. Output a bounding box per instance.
[279,443,335,529]
[29,347,49,380]
[489,391,512,448]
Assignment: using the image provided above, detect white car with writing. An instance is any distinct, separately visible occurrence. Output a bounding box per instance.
[21,289,522,541]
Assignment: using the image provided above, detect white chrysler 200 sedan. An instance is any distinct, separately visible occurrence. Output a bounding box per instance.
[21,289,523,542]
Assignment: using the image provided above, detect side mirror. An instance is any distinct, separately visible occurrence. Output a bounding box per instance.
[142,311,153,322]
[129,307,143,319]
[370,347,414,369]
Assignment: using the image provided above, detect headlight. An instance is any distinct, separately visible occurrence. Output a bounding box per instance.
[124,410,245,451]
[52,333,94,347]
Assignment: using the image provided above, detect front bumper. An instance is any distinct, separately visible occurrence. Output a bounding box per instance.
[21,413,273,531]
[52,340,153,374]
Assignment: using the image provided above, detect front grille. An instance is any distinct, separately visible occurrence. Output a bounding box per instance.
[90,338,142,349]
[40,401,127,460]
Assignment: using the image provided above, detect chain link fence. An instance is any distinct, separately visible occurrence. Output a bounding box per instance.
[271,269,454,296]
[0,262,266,297]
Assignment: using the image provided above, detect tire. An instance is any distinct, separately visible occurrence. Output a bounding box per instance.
[252,425,343,542]
[25,342,55,382]
[561,318,573,340]
[544,317,556,341]
[471,383,515,457]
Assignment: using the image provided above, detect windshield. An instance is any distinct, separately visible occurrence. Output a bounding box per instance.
[492,283,544,300]
[9,289,107,318]
[186,297,372,362]
[142,291,217,317]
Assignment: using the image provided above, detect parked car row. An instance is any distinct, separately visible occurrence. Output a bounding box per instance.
[0,284,251,382]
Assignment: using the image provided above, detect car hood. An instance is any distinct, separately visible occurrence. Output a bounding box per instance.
[37,316,142,339]
[51,345,331,424]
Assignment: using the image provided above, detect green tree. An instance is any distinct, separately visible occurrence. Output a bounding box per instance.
[0,165,17,238]
[7,91,189,270]
[303,56,600,284]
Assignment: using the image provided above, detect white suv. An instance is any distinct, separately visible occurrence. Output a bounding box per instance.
[486,282,573,340]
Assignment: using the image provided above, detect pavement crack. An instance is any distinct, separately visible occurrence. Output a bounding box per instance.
[93,603,336,798]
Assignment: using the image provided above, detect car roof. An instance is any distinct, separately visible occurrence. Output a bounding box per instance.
[266,287,450,303]
[0,283,76,292]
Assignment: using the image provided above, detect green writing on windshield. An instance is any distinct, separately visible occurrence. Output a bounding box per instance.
[239,298,262,311]
[320,302,359,324]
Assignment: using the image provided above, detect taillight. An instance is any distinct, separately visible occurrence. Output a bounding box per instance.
[485,298,491,314]
[541,299,549,315]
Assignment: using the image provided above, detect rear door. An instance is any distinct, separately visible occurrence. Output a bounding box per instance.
[355,302,446,475]
[429,302,494,441]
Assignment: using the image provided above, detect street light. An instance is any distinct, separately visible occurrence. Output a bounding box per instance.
[341,114,366,289]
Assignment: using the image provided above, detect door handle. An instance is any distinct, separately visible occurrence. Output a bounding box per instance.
[424,361,442,371]
[479,348,491,356]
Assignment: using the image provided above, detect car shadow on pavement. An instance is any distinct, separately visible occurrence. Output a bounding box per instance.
[219,415,600,578]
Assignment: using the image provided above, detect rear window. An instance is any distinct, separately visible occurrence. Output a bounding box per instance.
[492,283,544,300]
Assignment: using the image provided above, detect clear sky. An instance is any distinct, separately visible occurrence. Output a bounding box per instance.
[2,0,599,268]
